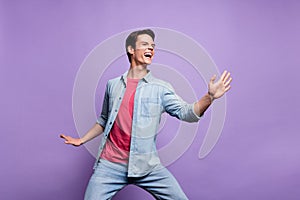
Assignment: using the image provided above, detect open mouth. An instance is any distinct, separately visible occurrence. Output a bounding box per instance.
[144,52,152,58]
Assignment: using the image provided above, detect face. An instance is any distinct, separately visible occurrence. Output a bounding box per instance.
[129,34,155,66]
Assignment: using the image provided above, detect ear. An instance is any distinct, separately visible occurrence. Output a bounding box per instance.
[127,45,135,55]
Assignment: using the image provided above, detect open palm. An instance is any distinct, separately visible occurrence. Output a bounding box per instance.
[208,70,232,100]
[60,134,82,146]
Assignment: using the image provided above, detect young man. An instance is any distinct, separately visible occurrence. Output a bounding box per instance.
[60,29,232,199]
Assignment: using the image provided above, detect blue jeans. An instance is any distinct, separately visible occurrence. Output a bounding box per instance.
[84,159,189,200]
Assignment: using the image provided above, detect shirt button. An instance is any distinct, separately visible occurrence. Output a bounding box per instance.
[119,97,122,100]
[115,109,118,112]
[109,122,112,125]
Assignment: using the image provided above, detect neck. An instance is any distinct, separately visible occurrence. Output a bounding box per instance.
[127,64,148,79]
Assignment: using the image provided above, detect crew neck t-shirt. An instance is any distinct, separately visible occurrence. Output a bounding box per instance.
[100,78,139,164]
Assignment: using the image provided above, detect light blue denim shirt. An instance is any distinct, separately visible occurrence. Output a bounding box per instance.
[96,70,201,177]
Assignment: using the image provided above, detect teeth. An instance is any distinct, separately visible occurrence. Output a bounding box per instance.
[144,52,152,57]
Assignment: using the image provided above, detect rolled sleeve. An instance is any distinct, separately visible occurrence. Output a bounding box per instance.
[163,84,201,123]
[96,82,110,128]
[96,117,107,128]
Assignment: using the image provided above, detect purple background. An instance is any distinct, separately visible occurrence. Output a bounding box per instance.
[1,0,300,199]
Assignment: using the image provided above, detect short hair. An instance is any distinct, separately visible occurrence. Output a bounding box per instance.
[125,29,155,63]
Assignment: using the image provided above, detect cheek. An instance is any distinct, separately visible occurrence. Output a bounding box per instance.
[135,50,144,58]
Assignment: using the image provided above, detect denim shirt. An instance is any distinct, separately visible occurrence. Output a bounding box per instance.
[96,70,201,177]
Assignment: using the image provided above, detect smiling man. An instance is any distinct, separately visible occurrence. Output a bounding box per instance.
[60,29,232,199]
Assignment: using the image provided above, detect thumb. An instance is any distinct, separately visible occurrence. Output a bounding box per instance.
[210,75,217,83]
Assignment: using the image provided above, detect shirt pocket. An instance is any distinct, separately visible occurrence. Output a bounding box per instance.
[141,98,162,117]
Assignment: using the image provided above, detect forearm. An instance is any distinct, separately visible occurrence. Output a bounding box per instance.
[194,93,213,117]
[80,123,104,144]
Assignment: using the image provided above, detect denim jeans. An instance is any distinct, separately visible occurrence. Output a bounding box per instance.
[84,159,189,200]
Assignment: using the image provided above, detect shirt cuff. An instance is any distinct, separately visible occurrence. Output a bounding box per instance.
[190,102,202,121]
[96,117,107,128]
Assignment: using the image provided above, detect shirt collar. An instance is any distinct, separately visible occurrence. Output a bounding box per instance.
[121,70,153,86]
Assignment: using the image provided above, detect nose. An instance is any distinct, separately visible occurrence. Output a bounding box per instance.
[148,46,154,51]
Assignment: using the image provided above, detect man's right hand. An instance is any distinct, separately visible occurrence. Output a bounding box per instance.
[60,134,83,146]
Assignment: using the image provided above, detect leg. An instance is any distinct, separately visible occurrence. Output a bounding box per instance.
[133,167,189,200]
[84,160,128,200]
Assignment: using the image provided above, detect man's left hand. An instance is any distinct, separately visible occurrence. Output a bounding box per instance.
[208,70,232,100]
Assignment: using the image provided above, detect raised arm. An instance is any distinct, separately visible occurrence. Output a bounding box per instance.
[194,70,232,116]
[60,123,104,146]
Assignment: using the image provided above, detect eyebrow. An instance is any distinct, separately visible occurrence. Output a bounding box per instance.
[141,41,156,47]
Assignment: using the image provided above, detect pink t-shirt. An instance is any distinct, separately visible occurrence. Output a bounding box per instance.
[100,78,139,164]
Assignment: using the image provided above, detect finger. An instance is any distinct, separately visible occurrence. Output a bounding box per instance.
[64,140,71,144]
[60,134,71,141]
[224,77,232,87]
[220,70,228,81]
[224,72,231,82]
[60,134,66,139]
[224,85,231,92]
[210,74,217,83]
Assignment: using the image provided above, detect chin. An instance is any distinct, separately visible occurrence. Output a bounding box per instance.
[145,59,152,65]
